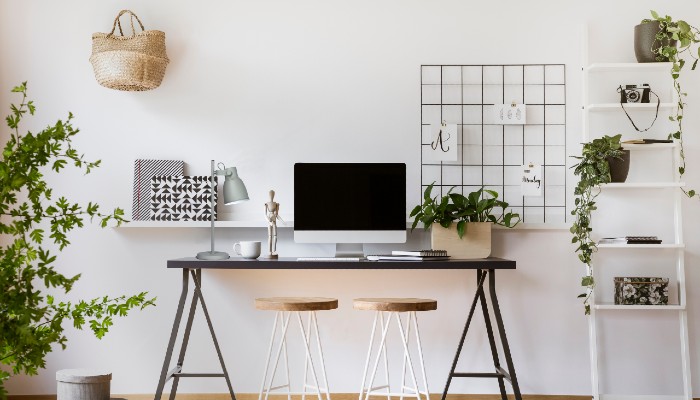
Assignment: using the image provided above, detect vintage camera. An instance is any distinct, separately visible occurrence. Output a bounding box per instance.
[618,84,651,103]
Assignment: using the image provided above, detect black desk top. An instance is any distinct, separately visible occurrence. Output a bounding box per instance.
[167,257,515,270]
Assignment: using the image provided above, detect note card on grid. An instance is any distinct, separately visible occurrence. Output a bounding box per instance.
[427,122,458,162]
[521,163,542,197]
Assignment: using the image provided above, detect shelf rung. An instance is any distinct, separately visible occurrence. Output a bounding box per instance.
[594,304,685,311]
[599,182,685,189]
[587,62,673,72]
[596,243,684,249]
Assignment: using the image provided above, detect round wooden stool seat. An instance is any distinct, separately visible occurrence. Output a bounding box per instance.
[255,297,338,311]
[353,298,437,312]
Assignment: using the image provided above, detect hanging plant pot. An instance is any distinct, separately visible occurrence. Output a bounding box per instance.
[430,222,491,259]
[607,150,631,183]
[634,21,676,63]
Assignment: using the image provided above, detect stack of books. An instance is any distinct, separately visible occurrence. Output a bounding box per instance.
[598,236,662,245]
[367,250,449,261]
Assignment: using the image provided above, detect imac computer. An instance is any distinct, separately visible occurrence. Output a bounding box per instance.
[294,163,407,259]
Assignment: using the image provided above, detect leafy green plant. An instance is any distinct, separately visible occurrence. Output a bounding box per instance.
[0,83,156,399]
[410,184,520,238]
[642,10,700,199]
[570,134,625,314]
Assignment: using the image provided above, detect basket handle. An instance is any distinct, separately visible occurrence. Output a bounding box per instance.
[108,10,146,37]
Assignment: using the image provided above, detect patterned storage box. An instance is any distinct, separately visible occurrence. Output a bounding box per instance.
[132,159,184,220]
[614,277,669,305]
[150,176,217,221]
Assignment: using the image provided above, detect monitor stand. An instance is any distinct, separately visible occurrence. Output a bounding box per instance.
[335,243,365,258]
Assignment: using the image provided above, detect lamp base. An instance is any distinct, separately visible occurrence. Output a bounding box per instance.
[196,250,230,260]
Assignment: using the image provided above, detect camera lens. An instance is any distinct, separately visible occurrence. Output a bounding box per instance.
[626,90,640,102]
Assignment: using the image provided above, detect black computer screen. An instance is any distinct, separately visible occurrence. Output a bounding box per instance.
[294,163,406,231]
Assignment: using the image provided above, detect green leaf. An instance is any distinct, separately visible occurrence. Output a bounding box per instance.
[456,220,466,238]
[650,10,659,20]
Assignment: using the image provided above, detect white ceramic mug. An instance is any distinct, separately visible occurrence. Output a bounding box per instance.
[234,241,261,259]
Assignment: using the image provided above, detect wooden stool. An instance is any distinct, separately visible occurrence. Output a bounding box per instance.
[256,297,338,400]
[354,298,437,400]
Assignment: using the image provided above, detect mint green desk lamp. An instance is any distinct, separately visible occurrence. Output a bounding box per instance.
[196,160,249,260]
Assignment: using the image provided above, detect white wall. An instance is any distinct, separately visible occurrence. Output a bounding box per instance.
[1,0,699,396]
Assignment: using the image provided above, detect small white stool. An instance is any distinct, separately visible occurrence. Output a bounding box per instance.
[354,298,437,400]
[256,297,338,400]
[56,369,111,400]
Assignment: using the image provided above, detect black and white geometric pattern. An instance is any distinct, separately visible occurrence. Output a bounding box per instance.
[132,159,184,220]
[150,176,217,221]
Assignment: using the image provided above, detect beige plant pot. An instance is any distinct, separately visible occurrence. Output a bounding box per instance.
[430,222,492,259]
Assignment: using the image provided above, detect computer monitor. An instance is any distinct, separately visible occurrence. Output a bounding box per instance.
[294,163,407,257]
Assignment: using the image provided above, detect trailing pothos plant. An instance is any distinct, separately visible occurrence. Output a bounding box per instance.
[0,83,156,399]
[410,183,520,238]
[570,134,624,315]
[643,10,700,199]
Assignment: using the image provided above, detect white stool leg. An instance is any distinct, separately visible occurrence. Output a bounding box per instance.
[395,313,420,400]
[260,312,292,400]
[399,312,412,400]
[379,312,391,400]
[283,319,291,400]
[297,312,324,400]
[311,311,331,400]
[364,312,393,400]
[302,312,312,400]
[259,311,280,400]
[359,311,380,400]
[412,312,429,400]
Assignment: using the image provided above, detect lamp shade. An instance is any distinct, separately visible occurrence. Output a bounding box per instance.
[223,167,249,205]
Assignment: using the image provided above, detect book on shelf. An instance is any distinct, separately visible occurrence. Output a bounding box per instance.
[367,255,450,261]
[391,249,448,257]
[598,236,662,245]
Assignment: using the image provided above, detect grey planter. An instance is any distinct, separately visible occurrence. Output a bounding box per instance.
[634,21,676,63]
[607,150,631,183]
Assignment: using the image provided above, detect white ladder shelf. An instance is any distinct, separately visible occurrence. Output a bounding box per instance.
[581,26,692,400]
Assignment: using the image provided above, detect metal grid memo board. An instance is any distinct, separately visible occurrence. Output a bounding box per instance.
[420,64,568,227]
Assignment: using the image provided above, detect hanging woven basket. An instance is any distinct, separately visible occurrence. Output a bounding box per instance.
[90,10,169,91]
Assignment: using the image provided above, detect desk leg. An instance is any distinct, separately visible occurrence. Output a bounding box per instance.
[155,268,190,400]
[480,272,507,400]
[191,269,236,399]
[154,269,236,400]
[441,269,521,400]
[441,269,487,400]
[488,269,522,400]
[168,270,201,400]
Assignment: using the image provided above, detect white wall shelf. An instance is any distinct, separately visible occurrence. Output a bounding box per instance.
[117,221,570,230]
[117,221,281,228]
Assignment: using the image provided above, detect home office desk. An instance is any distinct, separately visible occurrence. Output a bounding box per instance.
[155,257,522,400]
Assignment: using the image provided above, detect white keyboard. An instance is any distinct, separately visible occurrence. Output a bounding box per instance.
[297,257,363,262]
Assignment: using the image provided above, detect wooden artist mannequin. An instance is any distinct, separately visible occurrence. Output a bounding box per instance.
[264,190,279,258]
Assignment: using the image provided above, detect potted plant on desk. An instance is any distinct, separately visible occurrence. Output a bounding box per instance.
[410,184,520,259]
